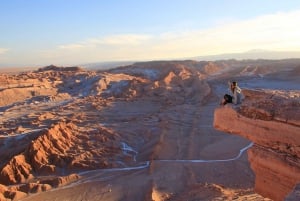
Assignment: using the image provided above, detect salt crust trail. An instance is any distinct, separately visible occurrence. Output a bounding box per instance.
[47,142,254,192]
[158,142,254,163]
[78,142,254,175]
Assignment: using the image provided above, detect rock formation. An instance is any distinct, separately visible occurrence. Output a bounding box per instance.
[1,60,300,200]
[214,88,300,201]
[0,63,211,200]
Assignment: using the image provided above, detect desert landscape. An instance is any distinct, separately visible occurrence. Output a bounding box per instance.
[0,59,300,201]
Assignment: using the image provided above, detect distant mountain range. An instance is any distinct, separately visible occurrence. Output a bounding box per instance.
[82,61,136,70]
[192,50,300,61]
[3,50,298,70]
[81,50,300,70]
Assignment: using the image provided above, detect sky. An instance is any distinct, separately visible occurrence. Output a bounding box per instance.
[1,0,300,67]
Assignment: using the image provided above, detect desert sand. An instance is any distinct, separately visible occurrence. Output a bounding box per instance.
[0,60,299,201]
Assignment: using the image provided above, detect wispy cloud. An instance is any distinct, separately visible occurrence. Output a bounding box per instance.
[42,9,300,64]
[58,34,152,50]
[59,44,86,50]
[98,34,152,45]
[150,9,300,56]
[0,48,9,54]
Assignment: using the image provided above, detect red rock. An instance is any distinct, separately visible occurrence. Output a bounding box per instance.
[214,89,300,201]
[40,174,80,188]
[4,190,27,201]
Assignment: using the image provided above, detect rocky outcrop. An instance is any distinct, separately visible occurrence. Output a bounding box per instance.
[214,89,300,201]
[37,65,84,72]
[0,175,77,200]
[0,121,121,186]
[39,174,80,188]
[0,122,76,185]
[0,120,122,200]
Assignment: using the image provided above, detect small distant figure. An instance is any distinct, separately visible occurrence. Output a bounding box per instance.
[220,81,244,105]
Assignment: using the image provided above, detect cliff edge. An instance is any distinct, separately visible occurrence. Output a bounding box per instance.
[214,89,300,201]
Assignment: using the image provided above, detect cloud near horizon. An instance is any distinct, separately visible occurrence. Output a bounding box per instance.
[0,48,9,55]
[43,9,300,64]
[58,34,153,50]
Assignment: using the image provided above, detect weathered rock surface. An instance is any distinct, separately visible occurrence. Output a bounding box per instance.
[1,61,300,200]
[0,121,120,185]
[214,88,300,201]
[0,63,212,200]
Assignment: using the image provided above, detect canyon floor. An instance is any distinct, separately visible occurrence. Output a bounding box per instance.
[0,60,299,201]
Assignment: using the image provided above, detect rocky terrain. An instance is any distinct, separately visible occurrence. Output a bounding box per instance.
[0,60,299,200]
[214,88,300,200]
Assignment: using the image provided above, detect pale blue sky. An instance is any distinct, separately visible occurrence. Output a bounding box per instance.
[1,0,300,67]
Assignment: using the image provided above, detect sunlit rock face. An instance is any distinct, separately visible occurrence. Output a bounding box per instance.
[214,89,300,201]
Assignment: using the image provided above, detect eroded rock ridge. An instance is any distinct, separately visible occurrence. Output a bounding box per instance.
[214,88,300,201]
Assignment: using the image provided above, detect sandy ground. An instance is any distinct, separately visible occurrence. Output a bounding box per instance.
[18,90,260,201]
[2,61,299,200]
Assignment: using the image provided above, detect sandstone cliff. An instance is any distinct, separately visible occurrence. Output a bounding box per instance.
[214,89,300,201]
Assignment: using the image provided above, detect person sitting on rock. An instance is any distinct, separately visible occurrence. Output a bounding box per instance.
[221,81,244,105]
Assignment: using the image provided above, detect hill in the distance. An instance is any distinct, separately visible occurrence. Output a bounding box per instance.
[193,49,300,61]
[79,50,300,71]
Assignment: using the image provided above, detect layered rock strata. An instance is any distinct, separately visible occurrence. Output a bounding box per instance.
[214,89,300,201]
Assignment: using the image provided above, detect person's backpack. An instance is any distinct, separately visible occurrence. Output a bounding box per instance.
[224,94,233,103]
